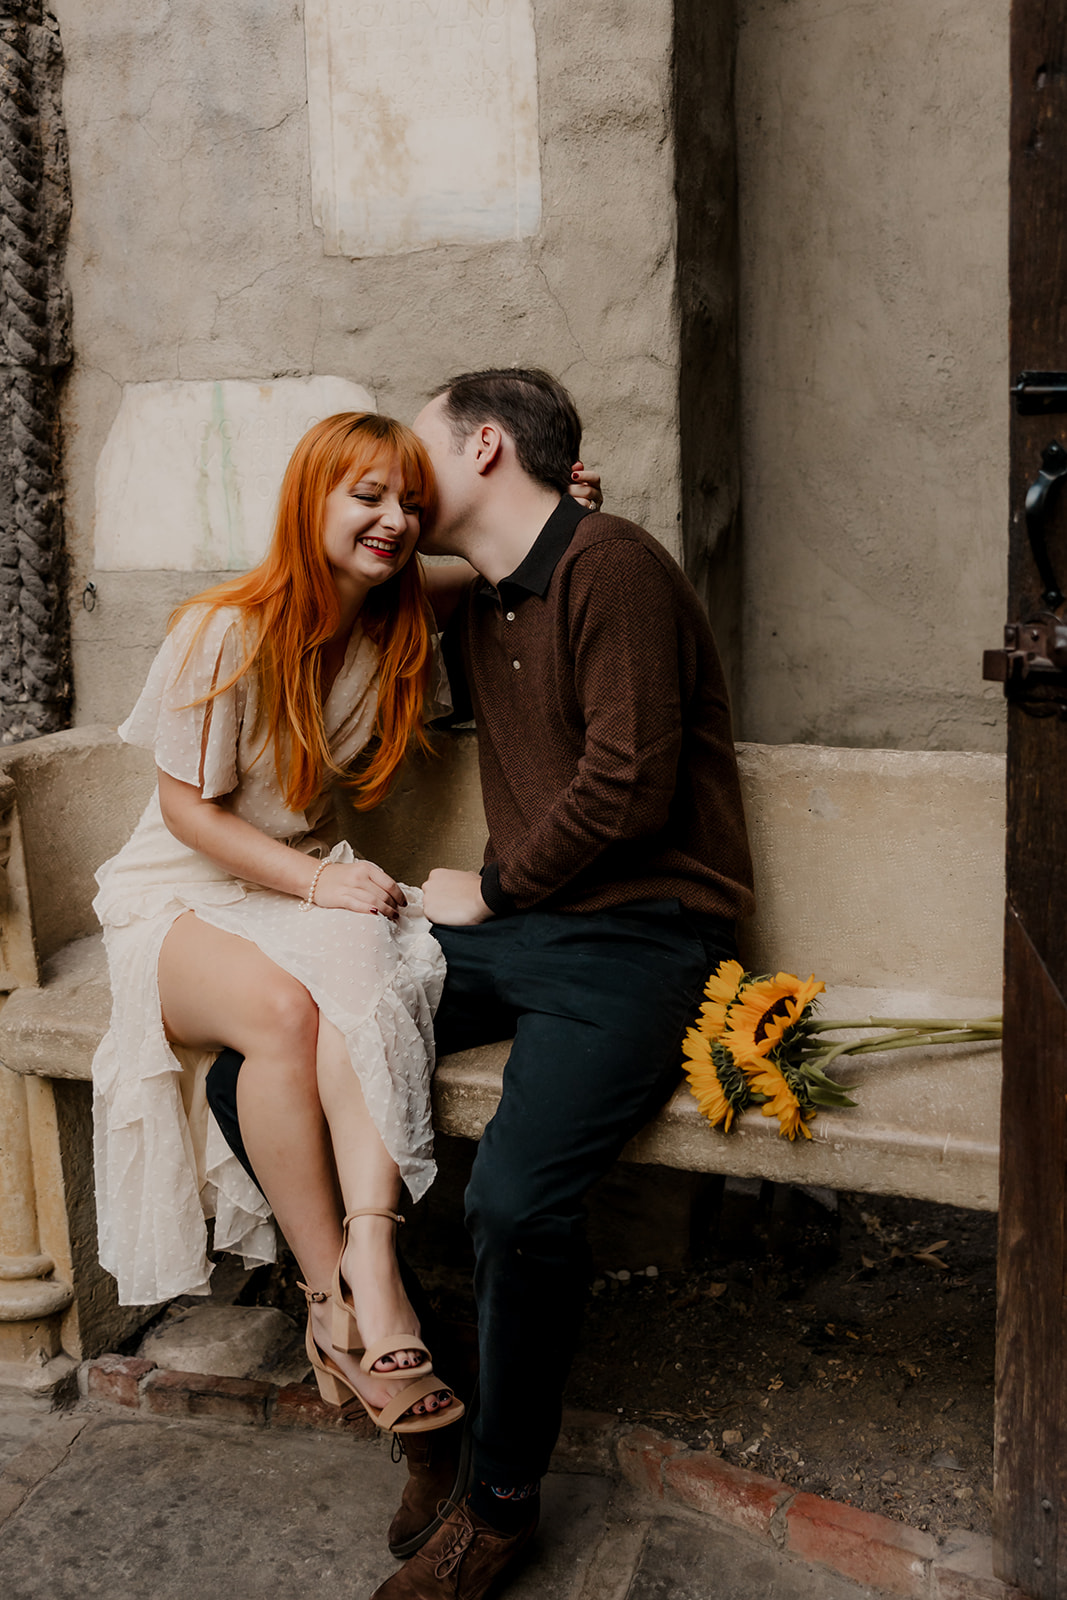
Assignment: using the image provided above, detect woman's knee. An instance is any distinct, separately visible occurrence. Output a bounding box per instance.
[159,914,319,1062]
[251,975,319,1060]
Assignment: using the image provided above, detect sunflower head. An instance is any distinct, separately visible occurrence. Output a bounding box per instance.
[742,1053,814,1141]
[683,1030,751,1132]
[724,971,825,1064]
[697,958,749,1040]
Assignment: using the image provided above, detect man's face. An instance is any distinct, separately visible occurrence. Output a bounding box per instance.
[412,394,475,554]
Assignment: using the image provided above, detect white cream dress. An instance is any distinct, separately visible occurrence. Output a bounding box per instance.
[91,606,446,1307]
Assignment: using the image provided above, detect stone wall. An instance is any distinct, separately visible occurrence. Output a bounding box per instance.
[54,0,684,729]
[50,1,1008,752]
[735,0,1009,752]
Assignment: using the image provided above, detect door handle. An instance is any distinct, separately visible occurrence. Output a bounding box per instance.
[1024,440,1067,610]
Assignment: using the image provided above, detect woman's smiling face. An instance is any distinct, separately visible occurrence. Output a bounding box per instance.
[321,456,422,608]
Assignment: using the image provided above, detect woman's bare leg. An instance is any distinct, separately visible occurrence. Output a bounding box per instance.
[157,912,442,1415]
[315,1017,450,1412]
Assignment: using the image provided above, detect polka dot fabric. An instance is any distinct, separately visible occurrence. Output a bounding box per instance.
[91,606,446,1307]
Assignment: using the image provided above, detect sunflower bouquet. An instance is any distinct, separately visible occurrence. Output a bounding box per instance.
[683,960,1002,1142]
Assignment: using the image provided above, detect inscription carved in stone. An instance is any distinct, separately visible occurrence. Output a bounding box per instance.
[93,377,375,572]
[305,0,541,257]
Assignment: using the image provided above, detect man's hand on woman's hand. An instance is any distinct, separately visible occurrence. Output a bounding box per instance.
[314,861,407,919]
[568,462,602,511]
[421,868,495,927]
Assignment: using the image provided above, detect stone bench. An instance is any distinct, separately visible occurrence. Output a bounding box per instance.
[0,726,1005,1380]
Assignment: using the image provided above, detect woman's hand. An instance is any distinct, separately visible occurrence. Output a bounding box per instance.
[568,462,602,511]
[314,860,408,920]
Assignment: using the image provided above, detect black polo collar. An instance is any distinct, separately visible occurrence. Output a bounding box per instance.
[483,494,592,605]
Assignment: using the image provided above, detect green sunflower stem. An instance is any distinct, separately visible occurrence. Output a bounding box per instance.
[802,1016,1002,1035]
[802,1027,1001,1070]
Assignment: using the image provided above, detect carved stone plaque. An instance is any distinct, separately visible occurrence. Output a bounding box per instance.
[304,0,541,257]
[93,377,375,572]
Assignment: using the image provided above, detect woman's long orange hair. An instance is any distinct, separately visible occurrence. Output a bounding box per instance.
[170,412,437,812]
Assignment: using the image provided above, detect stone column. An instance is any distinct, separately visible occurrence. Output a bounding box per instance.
[0,2,71,743]
[0,1057,73,1397]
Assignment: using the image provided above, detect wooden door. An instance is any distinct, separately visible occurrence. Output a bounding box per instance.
[994,7,1067,1591]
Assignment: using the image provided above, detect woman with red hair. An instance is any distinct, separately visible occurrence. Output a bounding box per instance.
[92,412,467,1432]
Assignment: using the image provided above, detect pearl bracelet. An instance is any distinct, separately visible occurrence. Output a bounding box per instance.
[299,858,330,913]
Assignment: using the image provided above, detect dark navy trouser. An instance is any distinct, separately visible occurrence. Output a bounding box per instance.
[206,899,735,1485]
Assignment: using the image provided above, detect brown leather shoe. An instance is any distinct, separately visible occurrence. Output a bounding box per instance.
[372,1499,538,1600]
[388,1413,473,1558]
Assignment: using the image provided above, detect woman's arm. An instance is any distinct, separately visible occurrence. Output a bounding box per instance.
[422,560,477,629]
[157,769,406,918]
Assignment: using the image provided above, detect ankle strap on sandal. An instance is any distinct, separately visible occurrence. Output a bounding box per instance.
[297,1281,329,1303]
[341,1207,405,1226]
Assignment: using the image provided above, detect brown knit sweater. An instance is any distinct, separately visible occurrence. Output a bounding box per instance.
[442,495,755,920]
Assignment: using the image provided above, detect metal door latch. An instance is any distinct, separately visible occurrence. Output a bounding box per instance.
[984,614,1067,717]
[1012,372,1067,415]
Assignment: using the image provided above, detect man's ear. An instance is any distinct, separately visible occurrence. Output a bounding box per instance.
[472,424,504,476]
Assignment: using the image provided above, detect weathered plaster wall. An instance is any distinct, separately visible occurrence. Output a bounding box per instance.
[49,2,1009,750]
[735,0,1009,751]
[52,0,680,727]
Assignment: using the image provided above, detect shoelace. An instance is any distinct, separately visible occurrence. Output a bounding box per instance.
[432,1505,475,1579]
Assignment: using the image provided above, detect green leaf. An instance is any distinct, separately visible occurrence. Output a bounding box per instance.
[801,1061,853,1092]
[807,1086,859,1109]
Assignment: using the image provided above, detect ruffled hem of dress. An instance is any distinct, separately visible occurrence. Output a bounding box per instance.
[92,908,276,1307]
[92,1038,277,1305]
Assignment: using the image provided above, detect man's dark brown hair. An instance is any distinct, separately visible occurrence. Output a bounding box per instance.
[431,367,583,494]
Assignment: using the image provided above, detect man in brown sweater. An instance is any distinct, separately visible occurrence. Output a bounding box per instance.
[372,370,754,1600]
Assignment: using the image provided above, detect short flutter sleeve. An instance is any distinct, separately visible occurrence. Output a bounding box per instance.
[119,607,250,799]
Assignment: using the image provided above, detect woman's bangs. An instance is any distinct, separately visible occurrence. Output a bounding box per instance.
[393,430,437,520]
[331,419,435,519]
